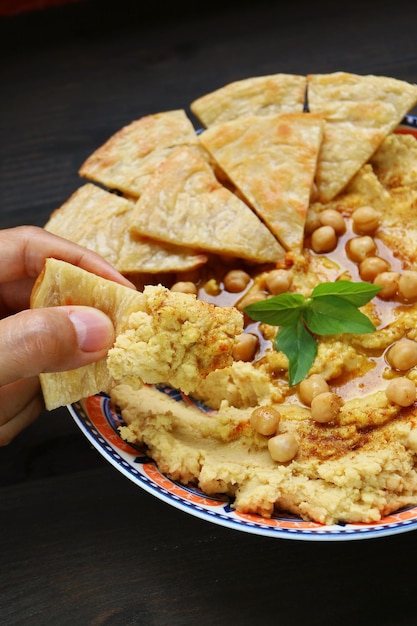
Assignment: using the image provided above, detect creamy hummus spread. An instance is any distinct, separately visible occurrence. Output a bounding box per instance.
[112,132,417,525]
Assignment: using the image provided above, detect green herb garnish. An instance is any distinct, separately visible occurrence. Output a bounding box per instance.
[244,280,381,386]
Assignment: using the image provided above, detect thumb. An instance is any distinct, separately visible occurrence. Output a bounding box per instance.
[0,306,115,386]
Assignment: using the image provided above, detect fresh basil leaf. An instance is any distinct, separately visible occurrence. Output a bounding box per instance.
[244,293,306,326]
[311,280,381,307]
[275,319,317,386]
[243,280,379,386]
[304,296,376,335]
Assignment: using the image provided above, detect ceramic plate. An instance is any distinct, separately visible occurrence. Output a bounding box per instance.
[70,116,417,542]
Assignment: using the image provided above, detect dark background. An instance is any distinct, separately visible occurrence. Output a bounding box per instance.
[3,0,417,232]
[2,1,417,624]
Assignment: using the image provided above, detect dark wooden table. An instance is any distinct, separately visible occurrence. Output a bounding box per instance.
[2,1,417,623]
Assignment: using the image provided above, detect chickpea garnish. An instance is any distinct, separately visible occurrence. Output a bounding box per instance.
[203,278,221,296]
[298,374,329,407]
[352,205,380,234]
[373,271,400,299]
[386,339,417,371]
[346,235,377,262]
[268,432,299,463]
[385,377,416,407]
[319,209,346,235]
[171,281,198,295]
[223,269,251,293]
[265,269,292,295]
[233,333,259,362]
[398,270,417,301]
[359,256,390,282]
[311,225,337,253]
[237,290,267,312]
[304,212,321,236]
[251,405,281,436]
[310,392,343,423]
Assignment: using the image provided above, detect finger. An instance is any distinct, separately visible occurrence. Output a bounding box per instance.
[0,306,115,386]
[0,225,135,287]
[0,378,43,446]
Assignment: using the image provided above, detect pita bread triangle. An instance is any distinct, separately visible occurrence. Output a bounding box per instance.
[307,71,417,203]
[79,109,204,198]
[198,112,324,252]
[190,73,306,127]
[129,146,286,263]
[44,183,207,274]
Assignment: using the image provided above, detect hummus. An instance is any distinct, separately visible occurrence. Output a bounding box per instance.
[112,132,417,525]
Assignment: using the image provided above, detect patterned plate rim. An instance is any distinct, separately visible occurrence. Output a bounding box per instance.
[69,389,417,542]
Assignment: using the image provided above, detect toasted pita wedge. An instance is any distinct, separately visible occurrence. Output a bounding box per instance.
[31,258,243,409]
[129,146,286,263]
[307,72,417,202]
[199,113,324,251]
[190,73,307,127]
[79,110,204,197]
[45,184,207,274]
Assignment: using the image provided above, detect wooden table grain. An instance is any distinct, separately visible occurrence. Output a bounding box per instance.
[1,1,417,623]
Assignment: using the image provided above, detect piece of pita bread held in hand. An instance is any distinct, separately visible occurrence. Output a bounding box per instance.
[199,112,324,252]
[129,145,286,263]
[30,258,243,410]
[190,73,307,127]
[307,71,417,203]
[44,183,207,274]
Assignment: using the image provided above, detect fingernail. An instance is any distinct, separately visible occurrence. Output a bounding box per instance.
[68,308,114,352]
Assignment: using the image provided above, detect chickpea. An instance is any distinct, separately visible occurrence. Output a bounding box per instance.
[298,374,330,406]
[223,269,251,293]
[385,377,416,407]
[373,271,400,299]
[304,211,321,236]
[203,278,221,296]
[171,281,198,295]
[232,333,259,362]
[352,206,380,234]
[265,269,292,295]
[398,270,417,301]
[346,236,377,262]
[250,405,281,436]
[237,290,267,312]
[268,432,299,463]
[311,225,337,254]
[386,339,417,371]
[310,392,343,423]
[319,209,346,235]
[359,256,390,282]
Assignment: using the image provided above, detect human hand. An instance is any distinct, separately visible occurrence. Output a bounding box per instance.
[0,225,135,444]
